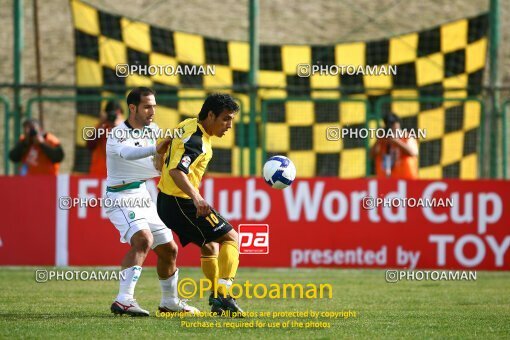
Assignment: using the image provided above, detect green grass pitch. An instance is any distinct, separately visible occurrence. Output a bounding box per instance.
[1,267,509,338]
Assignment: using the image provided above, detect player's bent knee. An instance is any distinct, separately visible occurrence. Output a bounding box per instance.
[167,241,178,258]
[137,239,153,253]
[214,229,238,244]
[225,229,238,243]
[201,242,219,257]
[153,241,178,262]
[131,230,153,253]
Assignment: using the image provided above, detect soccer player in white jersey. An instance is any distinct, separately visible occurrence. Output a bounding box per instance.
[105,87,199,317]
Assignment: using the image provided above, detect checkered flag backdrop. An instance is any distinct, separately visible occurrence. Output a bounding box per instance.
[71,0,488,178]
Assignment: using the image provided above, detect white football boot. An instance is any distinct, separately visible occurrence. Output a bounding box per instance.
[158,299,200,315]
[111,299,150,317]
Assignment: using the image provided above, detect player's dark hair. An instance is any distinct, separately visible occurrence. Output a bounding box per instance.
[383,112,402,128]
[105,100,123,113]
[198,93,239,120]
[127,87,155,107]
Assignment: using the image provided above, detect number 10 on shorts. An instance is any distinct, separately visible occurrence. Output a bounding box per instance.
[238,224,269,254]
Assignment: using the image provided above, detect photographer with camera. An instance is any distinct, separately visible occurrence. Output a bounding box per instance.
[87,100,124,176]
[370,113,418,179]
[9,118,64,175]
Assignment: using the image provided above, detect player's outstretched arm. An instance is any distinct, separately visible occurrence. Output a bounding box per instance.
[169,168,211,217]
[118,145,157,160]
[107,136,171,161]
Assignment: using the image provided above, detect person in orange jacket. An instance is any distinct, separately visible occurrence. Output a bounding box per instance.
[9,118,64,175]
[370,113,419,179]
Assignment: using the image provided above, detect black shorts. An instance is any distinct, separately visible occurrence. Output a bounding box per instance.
[157,192,233,247]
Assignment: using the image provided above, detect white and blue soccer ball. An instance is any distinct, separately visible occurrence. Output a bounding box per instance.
[263,155,296,189]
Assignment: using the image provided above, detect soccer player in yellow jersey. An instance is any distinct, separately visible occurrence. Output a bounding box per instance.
[157,93,243,315]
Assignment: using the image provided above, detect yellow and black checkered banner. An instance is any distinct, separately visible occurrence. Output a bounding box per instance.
[71,0,488,178]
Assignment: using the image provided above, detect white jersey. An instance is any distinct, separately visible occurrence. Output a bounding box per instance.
[106,121,160,187]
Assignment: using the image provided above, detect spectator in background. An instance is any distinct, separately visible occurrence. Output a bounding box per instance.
[370,113,419,179]
[9,118,64,175]
[87,100,124,176]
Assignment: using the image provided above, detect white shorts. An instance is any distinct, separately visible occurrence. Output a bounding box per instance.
[104,183,173,248]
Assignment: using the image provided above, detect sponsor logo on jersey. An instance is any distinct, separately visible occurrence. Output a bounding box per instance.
[181,156,192,169]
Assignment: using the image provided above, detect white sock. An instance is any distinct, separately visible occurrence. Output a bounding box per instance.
[116,266,142,301]
[217,278,233,297]
[218,278,233,287]
[160,268,179,305]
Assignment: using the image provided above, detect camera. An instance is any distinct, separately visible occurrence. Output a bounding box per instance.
[29,128,37,137]
[106,110,117,123]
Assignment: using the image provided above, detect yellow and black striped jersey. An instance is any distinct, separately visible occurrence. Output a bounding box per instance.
[158,118,212,198]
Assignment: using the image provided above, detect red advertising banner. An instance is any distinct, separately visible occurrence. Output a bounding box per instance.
[0,175,56,265]
[202,177,510,270]
[65,176,510,270]
[1,175,509,270]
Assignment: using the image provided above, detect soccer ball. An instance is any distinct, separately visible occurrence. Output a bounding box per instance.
[263,155,296,189]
